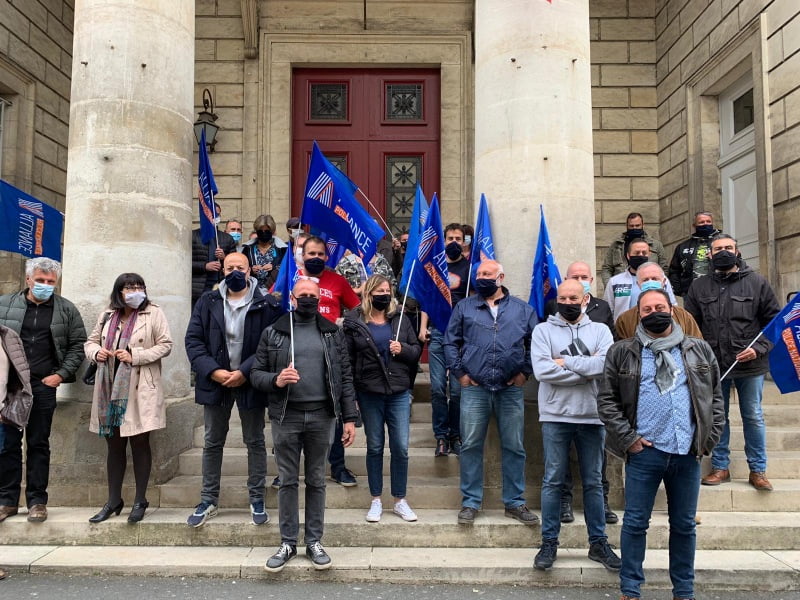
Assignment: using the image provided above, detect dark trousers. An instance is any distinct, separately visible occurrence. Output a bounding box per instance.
[0,380,57,507]
[328,419,346,477]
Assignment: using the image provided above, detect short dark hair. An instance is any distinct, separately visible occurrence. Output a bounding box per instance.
[444,223,464,237]
[302,235,327,254]
[711,233,737,247]
[637,288,671,310]
[626,238,649,253]
[109,273,149,311]
[626,212,643,223]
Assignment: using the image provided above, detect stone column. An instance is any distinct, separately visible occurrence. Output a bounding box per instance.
[54,0,196,501]
[474,0,595,296]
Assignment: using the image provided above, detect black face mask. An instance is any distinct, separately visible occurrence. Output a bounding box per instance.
[400,241,408,251]
[371,294,392,311]
[624,228,645,241]
[445,242,463,260]
[628,255,649,271]
[711,250,737,271]
[474,278,499,298]
[256,229,273,243]
[695,224,715,237]
[294,297,319,317]
[224,270,247,292]
[557,303,582,322]
[303,257,326,275]
[641,311,672,334]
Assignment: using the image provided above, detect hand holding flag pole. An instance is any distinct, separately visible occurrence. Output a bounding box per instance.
[394,260,417,343]
[720,332,764,381]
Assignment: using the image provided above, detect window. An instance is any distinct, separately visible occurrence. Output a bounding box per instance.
[732,88,754,135]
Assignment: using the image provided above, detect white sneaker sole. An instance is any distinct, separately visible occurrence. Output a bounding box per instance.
[365,513,382,522]
[310,560,332,570]
[393,509,417,522]
[187,507,218,528]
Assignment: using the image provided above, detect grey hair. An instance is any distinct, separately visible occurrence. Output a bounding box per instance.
[694,211,713,219]
[26,257,61,279]
[635,261,665,278]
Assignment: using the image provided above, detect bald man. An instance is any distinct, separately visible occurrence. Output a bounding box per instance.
[545,261,616,339]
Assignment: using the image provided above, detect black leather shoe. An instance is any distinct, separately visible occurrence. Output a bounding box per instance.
[127,501,149,523]
[89,500,124,523]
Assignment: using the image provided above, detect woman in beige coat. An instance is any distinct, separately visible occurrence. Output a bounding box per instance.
[84,273,172,523]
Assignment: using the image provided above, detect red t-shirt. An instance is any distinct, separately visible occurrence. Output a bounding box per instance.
[301,268,360,322]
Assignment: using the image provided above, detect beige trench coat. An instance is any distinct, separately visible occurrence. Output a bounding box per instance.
[84,304,173,436]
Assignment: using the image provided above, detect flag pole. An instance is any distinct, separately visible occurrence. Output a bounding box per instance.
[289,308,295,367]
[720,331,764,381]
[210,191,219,250]
[356,188,393,237]
[395,260,417,343]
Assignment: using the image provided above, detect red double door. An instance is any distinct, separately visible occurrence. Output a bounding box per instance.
[291,68,440,235]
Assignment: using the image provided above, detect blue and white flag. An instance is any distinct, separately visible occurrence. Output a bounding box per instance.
[528,205,562,321]
[197,129,219,244]
[301,141,385,264]
[321,233,347,270]
[0,180,64,261]
[471,193,496,274]
[270,240,299,313]
[764,292,800,394]
[410,194,452,332]
[399,184,429,296]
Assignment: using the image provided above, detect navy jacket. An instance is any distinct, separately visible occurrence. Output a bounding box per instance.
[444,288,537,391]
[185,285,282,409]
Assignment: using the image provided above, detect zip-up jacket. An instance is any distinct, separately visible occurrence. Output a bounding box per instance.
[0,324,33,429]
[667,229,721,296]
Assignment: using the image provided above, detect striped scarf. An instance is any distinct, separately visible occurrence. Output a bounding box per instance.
[96,310,138,437]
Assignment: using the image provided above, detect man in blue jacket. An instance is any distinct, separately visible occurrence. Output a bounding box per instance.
[444,260,538,526]
[184,252,282,528]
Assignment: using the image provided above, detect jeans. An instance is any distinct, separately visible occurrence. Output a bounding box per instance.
[201,403,267,505]
[712,375,767,472]
[620,446,700,599]
[460,384,526,509]
[271,409,335,545]
[0,380,57,507]
[541,422,606,543]
[428,327,461,440]
[562,448,610,504]
[359,390,411,498]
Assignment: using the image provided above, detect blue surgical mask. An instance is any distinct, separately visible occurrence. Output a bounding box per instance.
[581,281,591,295]
[31,282,55,301]
[229,232,242,243]
[640,280,663,292]
[464,235,472,246]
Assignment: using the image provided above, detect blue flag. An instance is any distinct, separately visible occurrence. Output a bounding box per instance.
[471,193,496,274]
[301,141,385,264]
[270,240,299,313]
[399,184,429,296]
[764,292,800,394]
[0,180,64,261]
[321,233,347,269]
[528,205,562,321]
[410,194,452,332]
[197,129,219,244]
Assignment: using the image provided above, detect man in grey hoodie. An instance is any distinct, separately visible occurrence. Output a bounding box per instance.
[531,279,620,573]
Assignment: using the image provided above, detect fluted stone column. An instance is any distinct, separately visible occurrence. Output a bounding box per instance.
[53,0,196,501]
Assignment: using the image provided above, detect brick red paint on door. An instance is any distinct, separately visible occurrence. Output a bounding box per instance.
[291,68,440,235]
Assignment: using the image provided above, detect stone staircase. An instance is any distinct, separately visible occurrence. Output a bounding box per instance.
[2,376,800,590]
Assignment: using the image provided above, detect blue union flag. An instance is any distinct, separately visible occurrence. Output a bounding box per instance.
[764,292,800,394]
[0,179,64,261]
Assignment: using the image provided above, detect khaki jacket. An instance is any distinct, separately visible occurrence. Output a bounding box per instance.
[84,304,173,436]
[615,305,702,340]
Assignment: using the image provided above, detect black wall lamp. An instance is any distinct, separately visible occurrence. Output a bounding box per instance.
[194,88,220,152]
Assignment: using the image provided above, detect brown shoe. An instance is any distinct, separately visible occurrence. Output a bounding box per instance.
[694,514,702,525]
[749,471,773,491]
[0,506,19,523]
[701,468,730,485]
[27,504,47,522]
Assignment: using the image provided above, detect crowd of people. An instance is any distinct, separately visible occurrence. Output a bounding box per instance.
[0,208,783,600]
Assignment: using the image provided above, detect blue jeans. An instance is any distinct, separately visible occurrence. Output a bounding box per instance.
[428,327,460,440]
[358,390,411,498]
[621,447,700,599]
[712,375,767,472]
[541,422,606,543]
[460,384,526,509]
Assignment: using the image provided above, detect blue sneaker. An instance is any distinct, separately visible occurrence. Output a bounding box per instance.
[186,502,217,528]
[332,468,357,487]
[251,501,269,525]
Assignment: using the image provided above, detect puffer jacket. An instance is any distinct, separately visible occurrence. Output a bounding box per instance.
[683,265,780,377]
[0,325,33,429]
[250,312,358,424]
[342,308,421,395]
[667,229,720,296]
[0,291,87,383]
[598,335,725,459]
[444,288,537,391]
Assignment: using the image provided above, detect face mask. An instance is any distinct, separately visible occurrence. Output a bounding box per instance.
[224,270,247,292]
[229,232,242,243]
[400,241,407,251]
[214,216,221,225]
[304,257,325,275]
[628,255,649,271]
[256,229,273,243]
[445,242,463,260]
[580,281,591,295]
[474,278,499,298]
[640,280,663,292]
[464,235,472,246]
[31,282,55,301]
[294,296,319,317]
[695,224,714,237]
[624,228,645,241]
[294,247,304,265]
[711,250,737,271]
[290,228,301,240]
[371,294,392,311]
[124,291,146,309]
[557,303,582,322]
[641,311,672,334]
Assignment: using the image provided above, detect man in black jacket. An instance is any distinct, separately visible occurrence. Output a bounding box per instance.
[668,211,721,296]
[191,202,237,307]
[684,234,780,491]
[251,278,357,573]
[184,252,281,528]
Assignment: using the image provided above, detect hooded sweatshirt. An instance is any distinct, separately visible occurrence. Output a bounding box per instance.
[531,313,613,425]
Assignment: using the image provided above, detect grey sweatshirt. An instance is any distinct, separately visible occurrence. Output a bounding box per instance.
[219,277,258,370]
[531,314,613,425]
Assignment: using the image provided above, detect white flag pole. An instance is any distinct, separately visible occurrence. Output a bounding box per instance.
[289,308,295,367]
[720,331,764,381]
[356,188,393,237]
[395,260,417,343]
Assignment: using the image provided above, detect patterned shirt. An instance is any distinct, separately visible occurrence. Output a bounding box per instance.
[637,346,695,455]
[336,253,396,289]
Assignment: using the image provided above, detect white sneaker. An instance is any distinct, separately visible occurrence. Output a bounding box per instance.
[393,499,417,522]
[366,499,382,522]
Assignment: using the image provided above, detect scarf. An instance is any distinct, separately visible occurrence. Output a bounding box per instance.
[96,309,138,437]
[635,319,684,394]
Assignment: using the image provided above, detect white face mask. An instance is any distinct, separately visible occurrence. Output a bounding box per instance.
[124,291,146,309]
[294,247,304,265]
[290,228,301,239]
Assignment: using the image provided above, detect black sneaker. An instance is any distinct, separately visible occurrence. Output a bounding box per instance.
[533,538,559,571]
[306,541,332,570]
[435,438,449,457]
[504,504,539,525]
[588,539,621,572]
[264,542,296,573]
[332,468,357,487]
[457,506,478,524]
[604,501,619,524]
[449,438,462,456]
[560,500,574,523]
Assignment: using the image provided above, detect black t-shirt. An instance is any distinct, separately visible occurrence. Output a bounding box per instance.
[21,296,57,379]
[447,257,471,306]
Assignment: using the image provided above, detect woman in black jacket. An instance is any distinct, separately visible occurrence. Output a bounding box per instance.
[343,274,421,523]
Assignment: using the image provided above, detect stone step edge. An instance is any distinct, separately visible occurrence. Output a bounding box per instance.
[1,545,798,590]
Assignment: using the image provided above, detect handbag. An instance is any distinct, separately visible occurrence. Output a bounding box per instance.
[83,312,111,386]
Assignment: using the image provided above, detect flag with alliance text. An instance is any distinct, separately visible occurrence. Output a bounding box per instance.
[399,184,429,297]
[197,129,219,244]
[528,205,562,321]
[764,292,800,394]
[0,179,64,261]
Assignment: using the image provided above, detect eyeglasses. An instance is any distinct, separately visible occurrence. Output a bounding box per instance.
[123,285,146,291]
